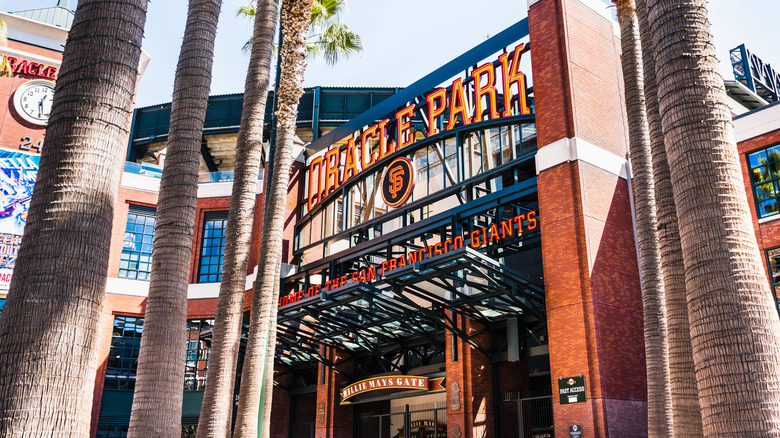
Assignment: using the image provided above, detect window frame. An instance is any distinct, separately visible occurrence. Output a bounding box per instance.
[119,205,156,281]
[765,246,780,316]
[197,210,229,284]
[747,144,780,219]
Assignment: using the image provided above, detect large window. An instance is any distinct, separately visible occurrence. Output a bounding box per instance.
[748,145,780,218]
[105,316,144,390]
[119,205,156,280]
[298,122,538,259]
[766,247,780,316]
[184,318,213,391]
[198,211,228,283]
[104,316,216,392]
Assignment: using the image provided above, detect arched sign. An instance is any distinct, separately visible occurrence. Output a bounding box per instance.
[381,157,415,208]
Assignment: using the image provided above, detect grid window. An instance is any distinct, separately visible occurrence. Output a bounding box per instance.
[119,206,156,281]
[748,145,780,218]
[104,316,144,390]
[95,425,129,438]
[184,319,214,391]
[766,248,780,315]
[198,211,228,283]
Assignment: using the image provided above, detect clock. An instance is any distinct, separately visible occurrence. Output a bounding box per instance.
[13,79,55,126]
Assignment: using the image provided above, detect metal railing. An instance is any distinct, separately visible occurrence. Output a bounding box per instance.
[123,162,263,185]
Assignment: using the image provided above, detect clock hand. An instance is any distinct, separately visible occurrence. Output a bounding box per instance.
[38,95,47,118]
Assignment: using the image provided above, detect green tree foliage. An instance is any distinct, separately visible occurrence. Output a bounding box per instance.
[239,0,362,65]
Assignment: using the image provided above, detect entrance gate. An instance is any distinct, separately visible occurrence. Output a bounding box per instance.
[357,401,446,438]
[500,389,555,438]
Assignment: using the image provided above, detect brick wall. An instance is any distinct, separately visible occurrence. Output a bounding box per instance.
[529,0,646,435]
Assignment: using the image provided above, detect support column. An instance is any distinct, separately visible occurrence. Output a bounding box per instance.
[445,315,494,438]
[314,347,354,438]
[270,365,292,438]
[528,0,648,436]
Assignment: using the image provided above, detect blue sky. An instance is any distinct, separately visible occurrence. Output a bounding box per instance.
[2,0,779,108]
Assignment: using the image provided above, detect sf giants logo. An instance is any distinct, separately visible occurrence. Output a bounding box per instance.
[382,157,415,208]
[388,166,405,197]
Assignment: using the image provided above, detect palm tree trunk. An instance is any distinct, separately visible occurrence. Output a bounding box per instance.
[196,0,280,436]
[613,1,672,436]
[0,0,147,435]
[127,0,222,435]
[635,0,703,435]
[233,0,313,436]
[646,0,780,434]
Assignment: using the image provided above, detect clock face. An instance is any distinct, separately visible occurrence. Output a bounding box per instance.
[13,79,55,126]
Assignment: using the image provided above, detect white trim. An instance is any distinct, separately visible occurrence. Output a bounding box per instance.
[734,103,780,143]
[187,282,221,299]
[535,137,628,179]
[105,277,150,297]
[106,269,260,299]
[197,179,263,198]
[758,215,780,225]
[120,172,161,193]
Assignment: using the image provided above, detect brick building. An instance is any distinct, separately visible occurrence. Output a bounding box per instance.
[1,0,779,438]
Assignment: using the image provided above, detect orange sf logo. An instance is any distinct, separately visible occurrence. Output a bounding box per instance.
[389,166,405,198]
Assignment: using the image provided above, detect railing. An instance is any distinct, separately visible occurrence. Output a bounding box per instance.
[198,169,264,183]
[123,161,162,179]
[123,162,263,184]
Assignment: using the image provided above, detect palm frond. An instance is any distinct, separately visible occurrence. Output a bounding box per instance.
[315,22,363,66]
[242,37,254,54]
[310,0,346,33]
[236,3,256,18]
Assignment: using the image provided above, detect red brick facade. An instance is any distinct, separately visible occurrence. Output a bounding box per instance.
[738,126,780,295]
[530,0,647,436]
[12,0,778,436]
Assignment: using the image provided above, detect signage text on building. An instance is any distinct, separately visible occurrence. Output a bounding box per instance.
[307,43,531,210]
[381,157,415,207]
[279,210,537,307]
[340,375,444,404]
[558,376,586,404]
[5,56,58,80]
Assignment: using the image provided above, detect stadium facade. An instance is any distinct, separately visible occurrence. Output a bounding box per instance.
[1,1,779,437]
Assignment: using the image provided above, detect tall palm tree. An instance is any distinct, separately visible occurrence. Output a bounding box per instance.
[239,0,362,65]
[646,0,780,434]
[195,0,281,436]
[0,0,148,434]
[127,0,223,436]
[233,1,314,436]
[613,1,672,435]
[635,0,703,435]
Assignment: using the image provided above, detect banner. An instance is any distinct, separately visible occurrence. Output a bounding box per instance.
[0,151,39,290]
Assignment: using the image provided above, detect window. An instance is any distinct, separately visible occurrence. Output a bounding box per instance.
[104,316,219,392]
[105,316,144,390]
[184,319,213,391]
[748,145,780,218]
[95,425,129,438]
[119,205,156,280]
[198,211,228,283]
[766,248,780,316]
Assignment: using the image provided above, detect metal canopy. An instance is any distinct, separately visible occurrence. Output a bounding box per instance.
[275,240,544,369]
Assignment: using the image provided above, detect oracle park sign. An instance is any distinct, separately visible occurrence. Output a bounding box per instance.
[306,43,531,211]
